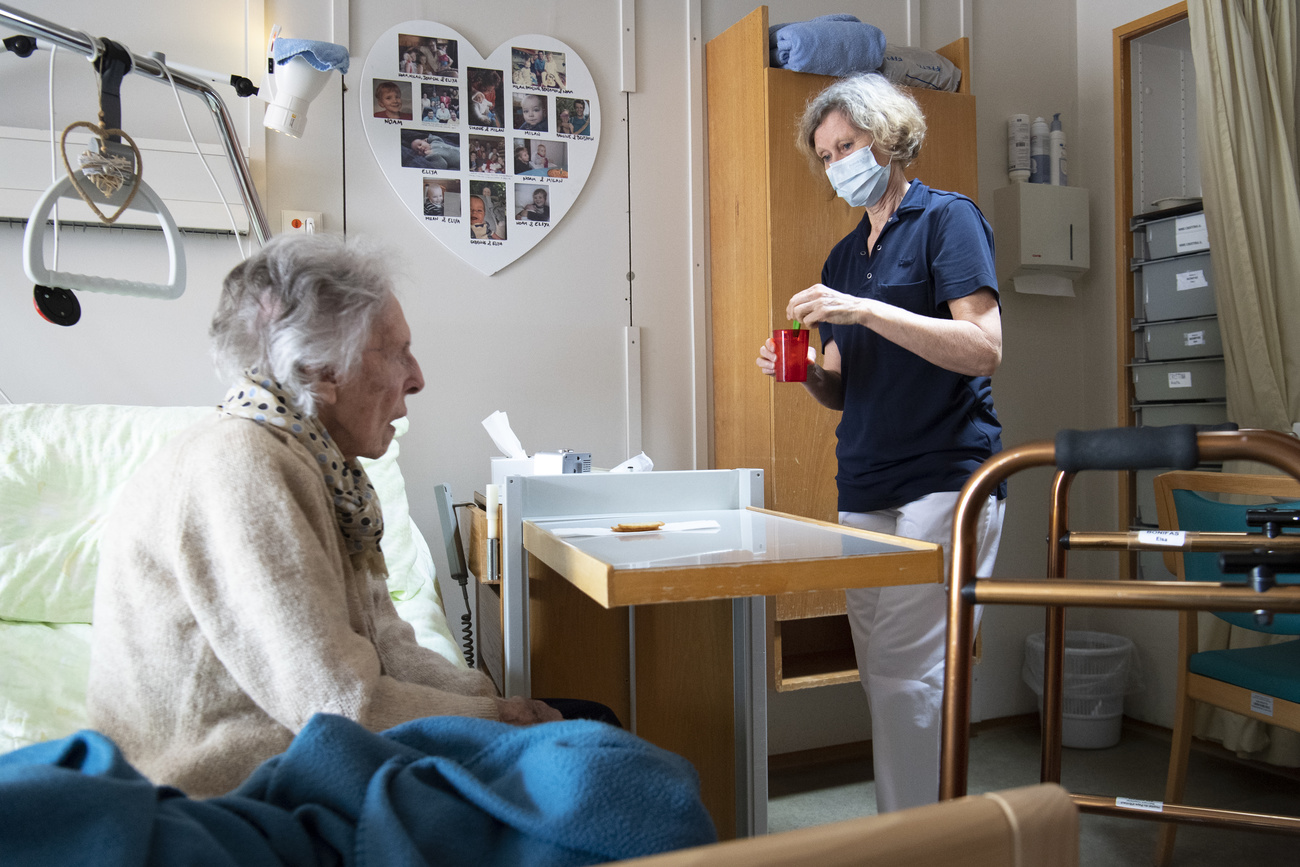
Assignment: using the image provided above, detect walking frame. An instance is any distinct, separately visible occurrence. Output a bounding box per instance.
[940,425,1300,837]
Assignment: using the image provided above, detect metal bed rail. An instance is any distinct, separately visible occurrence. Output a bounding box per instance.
[940,426,1300,838]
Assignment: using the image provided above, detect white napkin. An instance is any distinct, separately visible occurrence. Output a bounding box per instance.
[610,452,654,472]
[482,410,527,459]
[549,520,721,538]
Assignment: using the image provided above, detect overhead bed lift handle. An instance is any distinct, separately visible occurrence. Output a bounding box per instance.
[23,174,186,299]
[0,1,271,244]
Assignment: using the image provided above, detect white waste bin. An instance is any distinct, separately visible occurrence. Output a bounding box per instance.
[1022,630,1136,749]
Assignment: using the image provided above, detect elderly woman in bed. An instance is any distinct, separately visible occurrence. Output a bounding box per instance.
[87,234,576,798]
[755,73,1006,813]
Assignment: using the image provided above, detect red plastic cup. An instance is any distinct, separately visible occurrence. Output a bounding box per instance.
[773,328,809,382]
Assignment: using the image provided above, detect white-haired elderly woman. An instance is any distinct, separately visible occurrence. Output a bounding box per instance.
[87,234,565,799]
[756,73,1007,813]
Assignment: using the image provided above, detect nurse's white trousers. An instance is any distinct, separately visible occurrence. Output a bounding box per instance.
[840,491,1005,813]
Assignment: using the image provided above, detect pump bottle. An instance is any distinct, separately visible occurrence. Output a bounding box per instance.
[1049,113,1068,185]
[1029,116,1049,183]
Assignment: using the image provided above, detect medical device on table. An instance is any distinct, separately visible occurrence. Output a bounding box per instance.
[435,483,476,667]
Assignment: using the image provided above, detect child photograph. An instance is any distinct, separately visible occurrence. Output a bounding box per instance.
[536,49,566,90]
[397,34,457,76]
[400,129,460,170]
[468,134,506,174]
[511,139,567,177]
[423,178,460,217]
[556,97,591,136]
[514,184,551,223]
[467,67,503,128]
[469,181,507,241]
[423,84,459,125]
[514,93,549,132]
[373,80,412,119]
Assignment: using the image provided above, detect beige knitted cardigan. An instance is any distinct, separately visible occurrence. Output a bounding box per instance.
[88,415,500,797]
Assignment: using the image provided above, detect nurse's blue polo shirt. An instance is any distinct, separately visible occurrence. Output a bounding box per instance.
[818,181,1005,513]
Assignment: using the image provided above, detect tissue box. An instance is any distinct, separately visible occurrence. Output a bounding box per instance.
[491,456,535,490]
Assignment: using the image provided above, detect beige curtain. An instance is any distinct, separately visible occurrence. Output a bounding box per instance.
[1187,0,1300,764]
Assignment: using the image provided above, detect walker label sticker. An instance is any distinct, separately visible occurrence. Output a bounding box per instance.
[1176,269,1208,291]
[1175,213,1209,252]
[1251,693,1274,717]
[1138,530,1185,546]
[1183,330,1205,347]
[361,22,599,276]
[1168,371,1193,389]
[1116,798,1164,813]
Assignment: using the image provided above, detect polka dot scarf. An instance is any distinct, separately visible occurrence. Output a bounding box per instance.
[218,369,385,567]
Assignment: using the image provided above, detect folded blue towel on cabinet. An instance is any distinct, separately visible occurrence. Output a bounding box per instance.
[769,14,887,77]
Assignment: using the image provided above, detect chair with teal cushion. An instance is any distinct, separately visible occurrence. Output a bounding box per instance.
[1152,470,1300,866]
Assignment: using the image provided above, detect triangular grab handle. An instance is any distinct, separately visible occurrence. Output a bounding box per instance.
[23,172,187,300]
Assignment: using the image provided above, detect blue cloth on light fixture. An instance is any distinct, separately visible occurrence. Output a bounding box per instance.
[769,14,886,77]
[272,38,350,74]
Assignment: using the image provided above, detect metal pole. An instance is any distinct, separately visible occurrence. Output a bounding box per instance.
[0,2,272,244]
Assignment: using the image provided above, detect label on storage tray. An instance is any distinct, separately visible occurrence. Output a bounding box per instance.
[1175,212,1209,252]
[1251,693,1274,717]
[1138,530,1185,547]
[1183,330,1206,346]
[1176,269,1208,291]
[1116,797,1165,813]
[1168,371,1193,389]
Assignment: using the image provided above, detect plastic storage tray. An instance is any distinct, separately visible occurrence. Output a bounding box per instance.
[1133,401,1228,428]
[1131,357,1226,402]
[1137,317,1222,361]
[1137,210,1210,260]
[1138,252,1216,321]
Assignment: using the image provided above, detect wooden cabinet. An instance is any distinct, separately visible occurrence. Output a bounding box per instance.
[705,7,978,690]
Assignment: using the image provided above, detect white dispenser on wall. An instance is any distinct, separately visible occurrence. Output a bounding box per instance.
[993,183,1090,295]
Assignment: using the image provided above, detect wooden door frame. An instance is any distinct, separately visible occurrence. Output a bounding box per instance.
[1113,2,1189,576]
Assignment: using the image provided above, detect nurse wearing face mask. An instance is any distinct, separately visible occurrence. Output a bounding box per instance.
[755,73,1006,814]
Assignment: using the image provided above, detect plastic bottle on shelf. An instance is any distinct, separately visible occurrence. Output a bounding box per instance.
[1007,114,1030,182]
[1050,113,1068,185]
[1029,116,1049,183]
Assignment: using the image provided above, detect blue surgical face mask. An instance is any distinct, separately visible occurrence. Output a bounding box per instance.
[825,144,889,208]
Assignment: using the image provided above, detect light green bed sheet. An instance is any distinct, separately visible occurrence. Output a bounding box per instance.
[0,405,469,751]
[0,621,91,753]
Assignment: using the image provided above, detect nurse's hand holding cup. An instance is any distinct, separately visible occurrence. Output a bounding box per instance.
[757,321,813,382]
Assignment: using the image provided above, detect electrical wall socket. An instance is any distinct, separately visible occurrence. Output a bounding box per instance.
[281,210,322,234]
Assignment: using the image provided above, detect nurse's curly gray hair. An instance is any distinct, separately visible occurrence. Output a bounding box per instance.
[210,233,394,417]
[795,73,927,170]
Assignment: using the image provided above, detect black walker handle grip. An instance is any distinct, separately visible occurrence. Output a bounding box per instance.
[1054,425,1210,472]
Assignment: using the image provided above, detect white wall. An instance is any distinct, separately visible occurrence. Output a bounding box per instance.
[1,0,1192,756]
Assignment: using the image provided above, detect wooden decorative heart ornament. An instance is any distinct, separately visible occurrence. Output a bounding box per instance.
[58,121,144,224]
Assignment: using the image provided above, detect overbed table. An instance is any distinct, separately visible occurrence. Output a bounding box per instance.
[498,469,940,839]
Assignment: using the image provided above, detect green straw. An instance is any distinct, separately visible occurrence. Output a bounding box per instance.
[792,319,802,330]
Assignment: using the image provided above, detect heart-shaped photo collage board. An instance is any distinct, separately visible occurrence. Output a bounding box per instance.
[360,21,599,275]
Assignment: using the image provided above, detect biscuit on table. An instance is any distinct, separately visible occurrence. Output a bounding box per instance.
[611,521,664,533]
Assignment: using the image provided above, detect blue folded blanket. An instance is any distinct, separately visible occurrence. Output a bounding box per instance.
[0,713,717,866]
[769,14,886,77]
[273,38,350,74]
